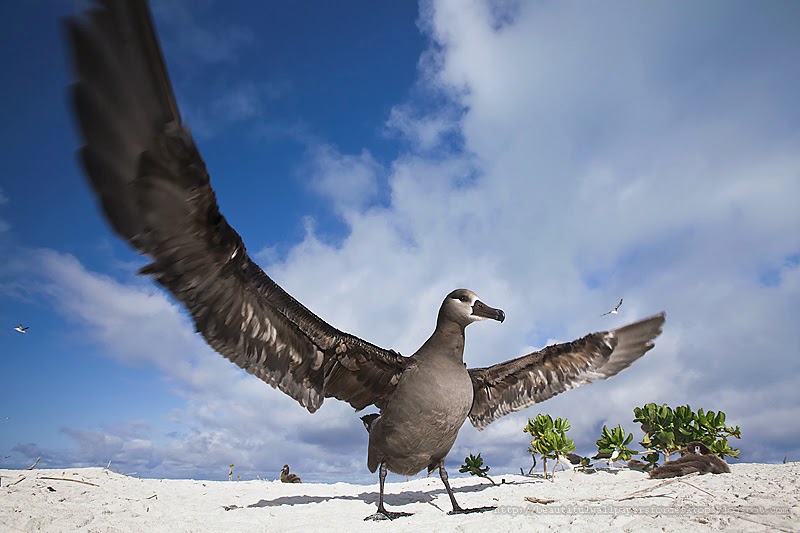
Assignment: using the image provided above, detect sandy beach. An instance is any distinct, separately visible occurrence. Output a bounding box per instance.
[1,462,797,532]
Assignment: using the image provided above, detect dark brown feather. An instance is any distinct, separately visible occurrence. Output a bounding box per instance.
[66,0,408,414]
[468,313,665,429]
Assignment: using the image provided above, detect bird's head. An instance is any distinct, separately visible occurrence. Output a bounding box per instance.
[686,441,712,456]
[440,289,505,328]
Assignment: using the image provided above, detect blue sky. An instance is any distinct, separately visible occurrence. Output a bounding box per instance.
[1,0,799,483]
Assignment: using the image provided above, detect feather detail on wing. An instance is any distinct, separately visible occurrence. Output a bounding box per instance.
[66,0,408,413]
[468,313,665,430]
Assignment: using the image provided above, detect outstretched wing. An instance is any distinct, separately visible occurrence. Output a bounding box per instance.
[468,313,665,430]
[65,0,408,413]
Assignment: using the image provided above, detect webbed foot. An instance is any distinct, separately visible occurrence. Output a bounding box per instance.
[448,505,496,515]
[364,509,413,521]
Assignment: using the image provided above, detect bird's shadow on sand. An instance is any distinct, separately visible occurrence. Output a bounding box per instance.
[225,476,545,512]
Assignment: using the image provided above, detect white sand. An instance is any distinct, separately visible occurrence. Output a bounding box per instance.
[1,463,797,532]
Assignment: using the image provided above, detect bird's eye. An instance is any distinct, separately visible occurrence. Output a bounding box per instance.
[459,295,469,302]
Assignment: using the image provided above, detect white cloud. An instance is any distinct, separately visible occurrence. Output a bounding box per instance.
[304,144,383,218]
[12,249,364,481]
[183,81,291,141]
[268,0,799,467]
[152,0,255,66]
[385,105,460,152]
[209,82,285,121]
[15,0,799,481]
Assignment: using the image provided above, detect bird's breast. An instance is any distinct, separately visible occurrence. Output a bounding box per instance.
[368,358,474,475]
[389,358,474,428]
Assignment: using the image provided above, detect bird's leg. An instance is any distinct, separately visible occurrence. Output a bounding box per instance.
[439,463,495,515]
[364,463,412,521]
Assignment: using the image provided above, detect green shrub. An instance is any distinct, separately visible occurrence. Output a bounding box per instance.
[524,414,576,479]
[595,424,637,464]
[459,452,496,485]
[633,403,741,465]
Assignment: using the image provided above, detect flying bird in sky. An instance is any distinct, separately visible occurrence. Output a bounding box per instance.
[600,298,624,317]
[14,324,29,334]
[65,0,665,520]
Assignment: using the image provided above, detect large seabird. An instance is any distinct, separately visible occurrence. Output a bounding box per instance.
[14,324,29,334]
[65,0,666,520]
[649,441,730,479]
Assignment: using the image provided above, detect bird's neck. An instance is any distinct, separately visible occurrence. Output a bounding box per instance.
[416,319,466,363]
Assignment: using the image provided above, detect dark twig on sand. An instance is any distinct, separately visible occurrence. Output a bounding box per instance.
[736,515,794,533]
[616,473,700,501]
[525,496,556,504]
[678,479,715,497]
[38,476,99,487]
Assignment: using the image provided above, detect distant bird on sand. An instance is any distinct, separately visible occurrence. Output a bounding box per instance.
[14,324,29,334]
[566,453,592,470]
[280,464,302,483]
[65,0,666,521]
[600,299,624,317]
[626,459,648,471]
[566,453,583,465]
[649,441,730,479]
[609,449,621,465]
[593,448,621,467]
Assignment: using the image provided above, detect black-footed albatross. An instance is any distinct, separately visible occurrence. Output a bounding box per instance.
[64,0,666,520]
[649,441,730,479]
[280,464,302,484]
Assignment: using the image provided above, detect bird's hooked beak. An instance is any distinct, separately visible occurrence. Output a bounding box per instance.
[472,300,505,322]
